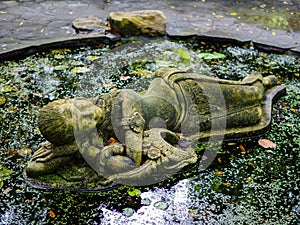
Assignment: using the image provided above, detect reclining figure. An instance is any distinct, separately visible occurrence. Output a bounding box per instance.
[26,68,285,186]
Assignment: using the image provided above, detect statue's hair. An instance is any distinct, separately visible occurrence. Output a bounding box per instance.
[38,99,75,146]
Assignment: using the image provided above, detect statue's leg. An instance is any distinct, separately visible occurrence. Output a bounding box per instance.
[225,73,278,128]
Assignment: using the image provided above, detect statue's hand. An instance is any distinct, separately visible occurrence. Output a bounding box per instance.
[30,141,53,162]
[31,141,78,162]
[101,128,198,186]
[26,141,79,177]
[88,143,137,177]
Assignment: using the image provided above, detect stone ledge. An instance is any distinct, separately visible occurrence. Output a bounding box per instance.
[1,32,299,62]
[0,34,120,61]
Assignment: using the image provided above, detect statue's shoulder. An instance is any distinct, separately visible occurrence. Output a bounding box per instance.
[152,68,191,79]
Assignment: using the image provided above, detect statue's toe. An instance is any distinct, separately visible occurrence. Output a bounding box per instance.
[263,75,278,88]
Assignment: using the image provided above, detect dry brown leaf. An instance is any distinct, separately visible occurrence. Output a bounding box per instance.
[49,209,56,218]
[258,139,276,148]
[239,144,246,154]
[215,171,225,175]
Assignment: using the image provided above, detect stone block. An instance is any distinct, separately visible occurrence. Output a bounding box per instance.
[108,10,167,37]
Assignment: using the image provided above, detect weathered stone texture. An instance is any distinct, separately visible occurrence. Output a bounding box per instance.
[108,10,167,37]
[72,16,107,32]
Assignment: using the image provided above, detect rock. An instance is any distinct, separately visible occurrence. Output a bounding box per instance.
[108,10,167,37]
[72,16,107,33]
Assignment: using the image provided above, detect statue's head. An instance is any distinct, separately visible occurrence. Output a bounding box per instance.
[38,98,104,146]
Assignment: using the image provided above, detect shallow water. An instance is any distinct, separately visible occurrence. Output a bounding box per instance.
[0,39,299,224]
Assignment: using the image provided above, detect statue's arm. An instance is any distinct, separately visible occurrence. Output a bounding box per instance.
[71,94,140,177]
[111,89,145,166]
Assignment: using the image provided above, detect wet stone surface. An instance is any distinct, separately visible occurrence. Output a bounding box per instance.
[0,0,299,54]
[72,16,107,33]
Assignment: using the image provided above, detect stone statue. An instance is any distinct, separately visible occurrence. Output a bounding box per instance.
[25,68,285,188]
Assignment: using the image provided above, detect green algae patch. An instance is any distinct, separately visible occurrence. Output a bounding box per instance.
[0,165,12,189]
[236,11,300,31]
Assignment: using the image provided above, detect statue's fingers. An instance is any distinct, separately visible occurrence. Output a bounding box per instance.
[31,149,51,160]
[35,153,55,162]
[103,143,124,157]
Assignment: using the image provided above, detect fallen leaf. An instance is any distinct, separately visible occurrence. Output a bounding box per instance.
[120,75,131,81]
[198,52,226,60]
[189,210,196,218]
[290,108,297,113]
[18,147,32,157]
[54,65,67,71]
[176,49,191,60]
[215,171,225,175]
[0,96,6,105]
[230,12,237,16]
[2,188,12,195]
[54,54,65,59]
[85,55,100,61]
[260,4,267,8]
[223,182,231,187]
[154,201,169,210]
[214,14,223,19]
[109,137,117,144]
[239,144,246,154]
[122,208,135,217]
[51,49,71,54]
[71,67,90,73]
[0,86,14,93]
[49,209,56,218]
[128,188,141,197]
[248,162,254,167]
[258,139,276,148]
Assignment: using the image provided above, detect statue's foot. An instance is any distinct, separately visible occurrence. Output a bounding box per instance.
[263,75,278,88]
[242,73,278,89]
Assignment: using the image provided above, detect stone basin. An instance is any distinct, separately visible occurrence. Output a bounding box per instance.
[0,1,299,224]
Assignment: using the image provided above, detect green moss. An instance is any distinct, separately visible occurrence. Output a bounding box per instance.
[236,10,300,31]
